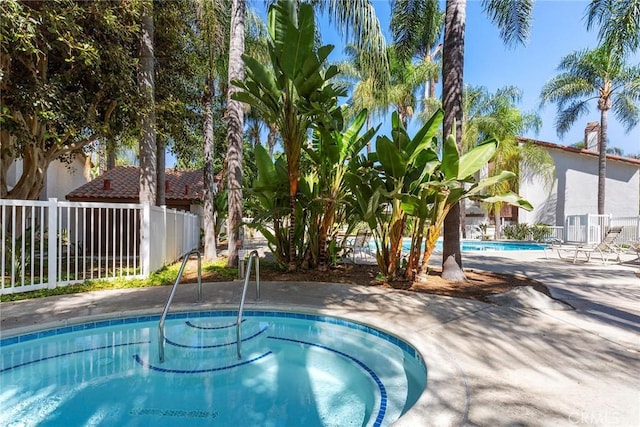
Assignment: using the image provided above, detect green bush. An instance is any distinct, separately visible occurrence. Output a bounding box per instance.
[502,223,531,240]
[530,224,552,242]
[502,223,552,241]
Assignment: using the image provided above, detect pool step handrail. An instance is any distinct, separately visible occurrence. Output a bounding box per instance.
[237,250,260,359]
[158,250,202,363]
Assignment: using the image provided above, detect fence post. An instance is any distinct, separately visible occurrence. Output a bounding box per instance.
[141,203,151,277]
[161,205,168,266]
[47,198,58,289]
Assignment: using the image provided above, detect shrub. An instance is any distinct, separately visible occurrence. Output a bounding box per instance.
[502,223,531,240]
[530,224,552,242]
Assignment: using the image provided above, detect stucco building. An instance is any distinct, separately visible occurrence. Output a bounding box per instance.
[517,138,640,226]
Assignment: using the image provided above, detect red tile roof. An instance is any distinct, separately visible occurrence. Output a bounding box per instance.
[66,166,206,202]
[517,137,640,166]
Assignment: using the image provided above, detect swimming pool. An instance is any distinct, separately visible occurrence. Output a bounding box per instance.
[0,311,426,426]
[401,239,547,252]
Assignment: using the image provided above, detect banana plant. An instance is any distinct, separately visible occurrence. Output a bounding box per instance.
[232,0,344,271]
[249,145,290,267]
[347,109,532,282]
[306,109,379,269]
[407,126,533,282]
[346,110,442,280]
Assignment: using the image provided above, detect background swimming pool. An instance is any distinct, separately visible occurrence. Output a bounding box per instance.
[0,311,426,427]
[400,239,547,252]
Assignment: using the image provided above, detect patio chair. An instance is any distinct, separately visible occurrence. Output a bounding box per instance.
[622,240,640,261]
[343,229,372,263]
[557,226,624,264]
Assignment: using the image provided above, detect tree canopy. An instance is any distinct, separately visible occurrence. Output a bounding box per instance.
[0,0,140,199]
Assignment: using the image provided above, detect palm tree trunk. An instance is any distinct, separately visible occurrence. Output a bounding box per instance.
[156,138,165,206]
[138,0,157,206]
[441,0,466,281]
[288,194,297,271]
[493,206,501,240]
[203,76,217,260]
[597,107,608,215]
[226,0,245,267]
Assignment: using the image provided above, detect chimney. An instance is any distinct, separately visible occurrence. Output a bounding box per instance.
[584,122,600,151]
[165,181,170,192]
[184,184,189,195]
[103,179,111,191]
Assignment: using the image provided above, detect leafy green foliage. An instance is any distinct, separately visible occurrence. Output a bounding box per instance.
[502,223,552,242]
[232,0,346,270]
[0,0,140,199]
[346,109,532,281]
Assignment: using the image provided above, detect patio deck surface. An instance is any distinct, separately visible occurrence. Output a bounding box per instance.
[1,250,639,426]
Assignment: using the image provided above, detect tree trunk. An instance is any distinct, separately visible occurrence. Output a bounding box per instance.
[203,77,217,261]
[138,0,157,206]
[288,194,297,271]
[441,0,466,281]
[226,0,245,267]
[493,206,501,240]
[597,107,608,215]
[156,137,165,206]
[267,123,278,157]
[4,144,47,200]
[106,139,117,171]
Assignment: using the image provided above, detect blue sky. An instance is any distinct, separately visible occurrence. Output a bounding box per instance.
[310,0,639,156]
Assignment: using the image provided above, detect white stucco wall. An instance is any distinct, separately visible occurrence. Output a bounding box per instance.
[519,145,640,226]
[6,155,91,200]
[44,156,92,201]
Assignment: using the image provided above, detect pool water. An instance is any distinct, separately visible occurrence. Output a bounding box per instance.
[0,311,426,427]
[400,239,547,252]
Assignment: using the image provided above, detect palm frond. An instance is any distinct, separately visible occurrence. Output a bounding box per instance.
[612,92,640,132]
[481,0,534,48]
[540,74,595,107]
[391,0,443,62]
[586,0,640,57]
[318,0,390,84]
[555,100,591,137]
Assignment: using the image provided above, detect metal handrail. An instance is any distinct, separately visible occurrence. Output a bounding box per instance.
[237,250,260,359]
[158,250,202,363]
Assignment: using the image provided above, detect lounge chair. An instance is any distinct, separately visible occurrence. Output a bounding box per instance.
[557,226,624,264]
[623,240,640,261]
[343,229,372,263]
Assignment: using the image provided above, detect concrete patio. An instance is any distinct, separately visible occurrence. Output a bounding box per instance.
[1,250,638,426]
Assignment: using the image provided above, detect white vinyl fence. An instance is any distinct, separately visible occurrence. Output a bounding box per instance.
[1,199,200,295]
[565,214,640,245]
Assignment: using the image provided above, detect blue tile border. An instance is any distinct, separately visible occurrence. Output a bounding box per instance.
[269,336,387,427]
[185,319,245,330]
[0,340,151,373]
[165,325,268,349]
[132,351,272,374]
[1,310,420,360]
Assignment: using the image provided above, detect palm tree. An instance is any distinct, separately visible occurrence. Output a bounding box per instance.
[587,0,640,58]
[462,85,551,238]
[197,0,229,261]
[138,0,157,207]
[313,0,389,86]
[390,0,444,117]
[440,0,534,281]
[336,44,386,131]
[387,46,420,128]
[339,44,420,129]
[540,46,640,214]
[225,0,246,267]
